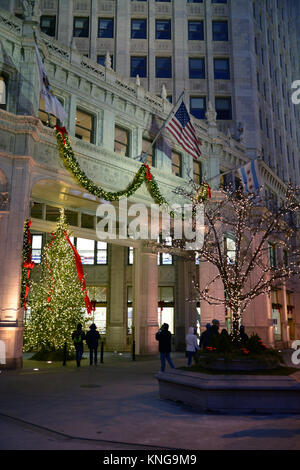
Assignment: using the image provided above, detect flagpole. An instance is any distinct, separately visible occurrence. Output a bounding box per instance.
[140,89,185,163]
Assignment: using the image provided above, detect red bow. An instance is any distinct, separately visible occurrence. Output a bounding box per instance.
[144,164,152,181]
[55,125,68,145]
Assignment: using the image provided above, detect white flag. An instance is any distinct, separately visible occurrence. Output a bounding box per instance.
[238,159,261,193]
[35,44,67,123]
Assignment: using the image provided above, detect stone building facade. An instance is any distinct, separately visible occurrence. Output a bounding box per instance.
[0,4,299,368]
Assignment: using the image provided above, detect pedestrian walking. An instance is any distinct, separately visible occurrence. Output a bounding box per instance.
[72,323,85,367]
[186,326,200,367]
[200,323,211,349]
[155,323,175,372]
[86,323,100,365]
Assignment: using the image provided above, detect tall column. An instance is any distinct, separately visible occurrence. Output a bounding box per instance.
[0,158,32,369]
[57,0,73,48]
[115,0,130,77]
[175,258,197,350]
[133,244,158,354]
[280,283,289,346]
[106,245,127,351]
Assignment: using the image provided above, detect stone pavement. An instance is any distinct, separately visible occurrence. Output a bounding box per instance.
[0,351,300,450]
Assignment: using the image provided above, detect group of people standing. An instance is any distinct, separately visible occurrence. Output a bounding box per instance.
[155,320,249,372]
[72,323,101,367]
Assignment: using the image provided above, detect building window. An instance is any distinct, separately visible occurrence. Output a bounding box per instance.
[190,96,206,119]
[212,0,227,2]
[75,109,94,143]
[193,160,202,184]
[189,58,205,79]
[97,241,107,265]
[128,247,134,265]
[76,238,95,265]
[38,97,58,128]
[40,16,56,36]
[188,20,204,40]
[156,20,171,39]
[215,97,232,120]
[97,55,113,68]
[224,235,236,264]
[131,19,147,39]
[212,21,228,41]
[31,234,43,264]
[114,126,130,157]
[142,138,155,166]
[0,75,7,110]
[187,0,203,2]
[171,150,182,177]
[214,58,230,79]
[98,18,114,38]
[73,17,89,37]
[155,57,172,78]
[81,213,94,230]
[268,242,277,268]
[130,56,147,77]
[158,286,174,334]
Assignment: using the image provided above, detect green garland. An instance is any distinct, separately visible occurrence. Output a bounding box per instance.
[55,128,211,212]
[55,130,169,206]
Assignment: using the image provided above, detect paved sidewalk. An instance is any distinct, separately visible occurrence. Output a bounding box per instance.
[0,351,300,450]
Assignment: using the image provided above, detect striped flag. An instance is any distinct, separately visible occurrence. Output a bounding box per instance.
[238,160,261,193]
[35,44,67,123]
[166,101,202,160]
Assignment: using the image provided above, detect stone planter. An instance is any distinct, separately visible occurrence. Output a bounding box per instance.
[202,357,278,371]
[155,369,300,413]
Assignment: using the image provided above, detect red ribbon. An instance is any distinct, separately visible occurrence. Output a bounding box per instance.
[55,125,68,145]
[64,231,92,314]
[205,183,211,199]
[144,164,152,181]
[159,300,164,312]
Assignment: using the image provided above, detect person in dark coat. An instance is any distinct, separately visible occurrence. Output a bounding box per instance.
[86,323,101,365]
[200,323,211,349]
[72,323,86,367]
[155,323,175,372]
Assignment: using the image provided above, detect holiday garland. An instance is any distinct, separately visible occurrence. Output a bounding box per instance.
[54,126,211,210]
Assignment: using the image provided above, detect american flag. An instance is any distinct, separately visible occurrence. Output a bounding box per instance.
[166,101,202,160]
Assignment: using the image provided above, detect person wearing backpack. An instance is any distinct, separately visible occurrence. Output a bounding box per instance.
[85,323,100,366]
[72,323,86,367]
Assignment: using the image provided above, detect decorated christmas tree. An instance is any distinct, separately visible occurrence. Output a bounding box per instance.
[23,209,90,357]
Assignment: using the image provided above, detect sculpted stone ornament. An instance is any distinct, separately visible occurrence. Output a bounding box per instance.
[105,52,112,69]
[135,74,141,86]
[161,84,167,100]
[205,101,217,127]
[236,121,245,144]
[22,0,41,20]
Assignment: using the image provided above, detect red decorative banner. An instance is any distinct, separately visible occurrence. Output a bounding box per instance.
[64,231,92,314]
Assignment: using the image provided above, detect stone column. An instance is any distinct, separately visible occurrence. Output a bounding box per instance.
[0,158,32,369]
[175,257,197,350]
[133,244,158,354]
[57,0,73,47]
[280,283,289,346]
[89,0,98,61]
[105,245,127,351]
[115,0,130,77]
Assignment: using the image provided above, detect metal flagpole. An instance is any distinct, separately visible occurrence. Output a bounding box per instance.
[139,89,185,164]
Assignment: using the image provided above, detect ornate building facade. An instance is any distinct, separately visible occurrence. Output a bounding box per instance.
[0,3,299,368]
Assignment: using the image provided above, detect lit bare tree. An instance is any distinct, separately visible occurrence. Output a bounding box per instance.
[160,182,300,341]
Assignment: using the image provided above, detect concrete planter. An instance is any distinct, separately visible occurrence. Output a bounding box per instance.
[155,369,300,413]
[202,357,278,371]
